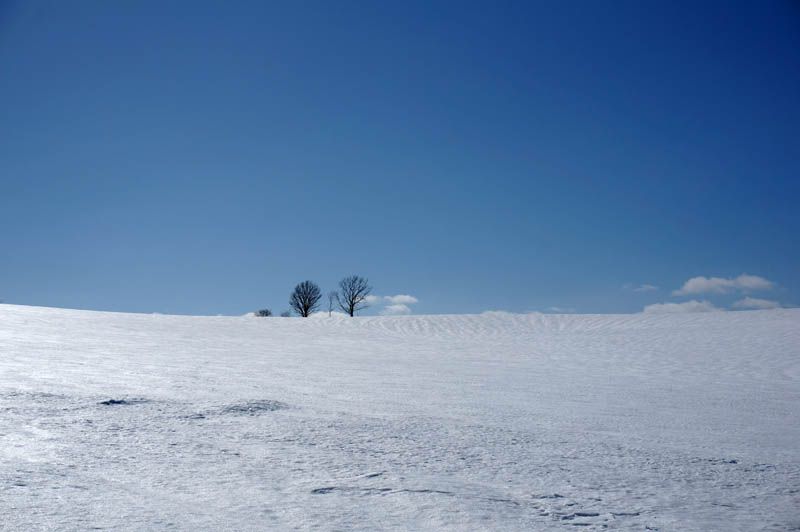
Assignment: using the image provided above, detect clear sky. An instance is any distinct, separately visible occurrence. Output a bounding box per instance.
[1,1,798,316]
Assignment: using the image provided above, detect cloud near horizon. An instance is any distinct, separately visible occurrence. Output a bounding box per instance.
[546,306,576,313]
[672,274,774,296]
[384,294,418,305]
[365,294,420,315]
[732,297,781,310]
[364,295,382,305]
[624,283,659,292]
[380,304,412,315]
[635,284,658,292]
[643,300,722,314]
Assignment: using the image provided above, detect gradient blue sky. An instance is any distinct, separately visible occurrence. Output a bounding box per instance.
[1,1,798,315]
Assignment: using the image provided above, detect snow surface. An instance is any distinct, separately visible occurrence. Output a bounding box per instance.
[1,304,798,531]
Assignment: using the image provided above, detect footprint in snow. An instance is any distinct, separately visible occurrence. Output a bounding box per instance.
[218,400,288,415]
[98,398,150,406]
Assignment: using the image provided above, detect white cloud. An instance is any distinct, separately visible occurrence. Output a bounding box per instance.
[634,284,658,292]
[732,297,781,310]
[672,274,774,296]
[384,294,418,305]
[380,304,412,315]
[624,283,659,292]
[547,306,576,313]
[366,293,420,315]
[735,274,775,291]
[643,300,722,314]
[364,295,382,305]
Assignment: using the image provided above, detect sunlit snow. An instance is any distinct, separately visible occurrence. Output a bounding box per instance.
[1,304,798,530]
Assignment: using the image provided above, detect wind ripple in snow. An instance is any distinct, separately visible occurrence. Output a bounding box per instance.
[0,304,798,530]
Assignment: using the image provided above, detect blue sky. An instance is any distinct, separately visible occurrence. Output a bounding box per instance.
[1,1,798,315]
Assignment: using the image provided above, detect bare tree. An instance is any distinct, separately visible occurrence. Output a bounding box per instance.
[254,308,272,317]
[280,310,292,317]
[328,291,337,317]
[336,275,372,317]
[290,280,322,317]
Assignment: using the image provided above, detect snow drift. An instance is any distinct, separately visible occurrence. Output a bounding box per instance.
[1,304,798,530]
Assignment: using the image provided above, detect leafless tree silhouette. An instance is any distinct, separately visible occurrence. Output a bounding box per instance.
[336,275,372,317]
[328,291,337,317]
[290,281,322,317]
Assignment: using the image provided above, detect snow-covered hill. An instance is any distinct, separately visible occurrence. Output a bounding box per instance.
[1,304,798,530]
